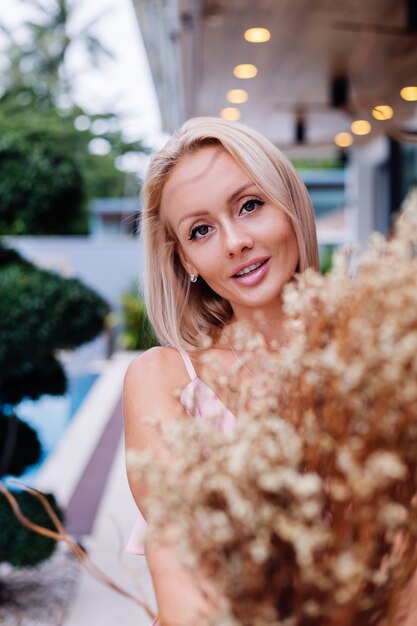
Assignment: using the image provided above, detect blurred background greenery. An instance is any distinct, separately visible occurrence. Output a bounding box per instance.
[0,0,149,235]
[0,0,150,573]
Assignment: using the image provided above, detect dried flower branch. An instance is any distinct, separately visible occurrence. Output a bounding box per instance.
[128,190,417,626]
[0,480,156,620]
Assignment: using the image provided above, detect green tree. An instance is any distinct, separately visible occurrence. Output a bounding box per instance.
[0,95,147,233]
[0,243,108,567]
[0,130,86,235]
[3,0,114,105]
[0,0,149,234]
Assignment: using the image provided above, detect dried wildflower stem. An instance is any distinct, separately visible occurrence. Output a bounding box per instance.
[128,194,417,626]
[0,481,156,620]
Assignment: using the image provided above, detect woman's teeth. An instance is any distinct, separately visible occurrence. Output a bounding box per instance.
[235,261,265,277]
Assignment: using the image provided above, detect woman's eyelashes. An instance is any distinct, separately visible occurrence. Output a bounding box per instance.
[187,198,265,240]
[188,223,212,240]
[239,198,264,215]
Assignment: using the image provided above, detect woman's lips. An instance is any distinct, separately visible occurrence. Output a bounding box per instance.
[231,258,271,286]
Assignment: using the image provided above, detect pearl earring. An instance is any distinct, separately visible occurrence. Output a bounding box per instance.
[189,273,197,283]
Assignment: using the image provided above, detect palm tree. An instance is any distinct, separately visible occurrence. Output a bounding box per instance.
[1,0,114,104]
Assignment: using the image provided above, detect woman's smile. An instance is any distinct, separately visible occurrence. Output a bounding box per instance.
[160,145,299,320]
[231,257,271,284]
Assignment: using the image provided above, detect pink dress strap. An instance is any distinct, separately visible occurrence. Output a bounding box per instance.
[176,348,198,381]
[126,347,236,557]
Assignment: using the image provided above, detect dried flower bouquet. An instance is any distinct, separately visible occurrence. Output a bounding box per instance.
[128,192,417,626]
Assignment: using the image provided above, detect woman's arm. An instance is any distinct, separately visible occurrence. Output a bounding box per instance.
[124,347,180,510]
[124,347,221,626]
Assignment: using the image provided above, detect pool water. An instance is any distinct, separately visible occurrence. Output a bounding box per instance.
[14,373,98,482]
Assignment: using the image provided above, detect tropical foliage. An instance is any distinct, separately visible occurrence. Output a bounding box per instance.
[0,0,148,234]
[1,0,114,105]
[129,194,417,626]
[0,128,86,234]
[119,283,158,351]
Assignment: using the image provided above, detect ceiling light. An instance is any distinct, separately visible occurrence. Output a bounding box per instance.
[351,120,372,135]
[400,86,417,101]
[233,64,258,79]
[220,107,241,121]
[372,105,394,121]
[226,89,248,104]
[244,28,271,43]
[335,132,353,148]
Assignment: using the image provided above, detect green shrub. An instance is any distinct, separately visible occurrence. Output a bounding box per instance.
[0,134,87,235]
[0,491,62,567]
[0,244,106,567]
[319,244,336,274]
[0,250,109,404]
[0,413,41,477]
[119,285,158,351]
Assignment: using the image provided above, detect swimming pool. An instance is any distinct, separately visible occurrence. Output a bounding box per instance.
[15,372,98,482]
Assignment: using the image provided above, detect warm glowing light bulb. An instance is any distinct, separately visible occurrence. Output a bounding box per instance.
[400,86,417,101]
[351,120,372,135]
[220,107,241,121]
[372,105,394,121]
[244,27,271,43]
[233,64,258,79]
[335,132,353,148]
[226,89,248,104]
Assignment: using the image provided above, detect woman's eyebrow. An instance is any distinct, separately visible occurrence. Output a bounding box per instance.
[177,181,256,228]
[227,181,255,204]
[178,210,209,228]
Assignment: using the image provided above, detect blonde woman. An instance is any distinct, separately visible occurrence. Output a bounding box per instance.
[124,117,319,625]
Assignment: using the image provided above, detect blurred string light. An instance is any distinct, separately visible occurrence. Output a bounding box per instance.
[335,132,353,148]
[227,89,248,103]
[351,119,372,135]
[372,105,393,121]
[244,27,271,43]
[400,86,417,101]
[233,64,257,79]
[220,107,241,121]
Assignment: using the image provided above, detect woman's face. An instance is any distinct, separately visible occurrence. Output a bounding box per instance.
[160,146,299,319]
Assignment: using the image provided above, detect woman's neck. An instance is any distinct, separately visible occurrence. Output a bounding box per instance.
[226,302,287,348]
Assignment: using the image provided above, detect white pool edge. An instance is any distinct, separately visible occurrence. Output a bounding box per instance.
[35,351,138,507]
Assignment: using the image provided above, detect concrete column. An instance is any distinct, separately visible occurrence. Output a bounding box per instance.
[346,135,390,247]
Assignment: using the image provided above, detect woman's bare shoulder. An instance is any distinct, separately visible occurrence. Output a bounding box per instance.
[124,346,188,392]
[123,346,190,427]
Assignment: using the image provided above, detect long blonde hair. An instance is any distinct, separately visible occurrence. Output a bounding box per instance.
[142,117,319,351]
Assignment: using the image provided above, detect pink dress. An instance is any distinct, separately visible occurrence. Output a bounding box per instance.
[126,349,236,625]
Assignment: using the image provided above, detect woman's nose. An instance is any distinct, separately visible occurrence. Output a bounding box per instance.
[223,222,254,256]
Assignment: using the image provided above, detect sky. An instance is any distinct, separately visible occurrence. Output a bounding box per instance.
[0,0,164,152]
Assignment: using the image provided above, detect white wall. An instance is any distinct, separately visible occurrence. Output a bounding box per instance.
[5,236,144,310]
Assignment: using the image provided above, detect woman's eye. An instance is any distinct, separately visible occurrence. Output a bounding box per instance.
[240,198,264,215]
[189,224,212,240]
